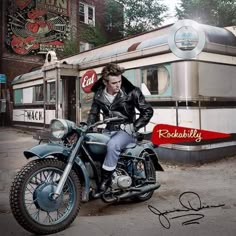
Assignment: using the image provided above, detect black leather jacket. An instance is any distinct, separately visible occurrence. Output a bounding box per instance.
[87,75,153,131]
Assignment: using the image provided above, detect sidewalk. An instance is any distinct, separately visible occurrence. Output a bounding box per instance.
[0,127,38,213]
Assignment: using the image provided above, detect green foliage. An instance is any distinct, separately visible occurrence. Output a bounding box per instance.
[80,23,108,46]
[56,30,80,58]
[176,0,236,27]
[113,0,168,36]
[105,0,124,41]
[56,24,108,58]
[57,0,169,57]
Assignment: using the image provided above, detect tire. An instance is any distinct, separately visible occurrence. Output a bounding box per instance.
[9,158,82,235]
[133,157,157,202]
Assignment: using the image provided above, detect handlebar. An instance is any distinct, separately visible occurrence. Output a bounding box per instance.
[88,117,127,129]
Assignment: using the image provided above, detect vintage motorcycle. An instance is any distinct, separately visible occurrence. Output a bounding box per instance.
[9,117,163,235]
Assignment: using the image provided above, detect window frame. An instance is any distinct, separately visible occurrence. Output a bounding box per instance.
[47,81,56,103]
[79,2,95,26]
[14,89,23,105]
[79,2,85,23]
[141,64,171,97]
[34,84,44,102]
[79,41,94,52]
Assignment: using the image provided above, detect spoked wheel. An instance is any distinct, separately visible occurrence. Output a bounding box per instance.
[10,159,82,235]
[133,153,157,202]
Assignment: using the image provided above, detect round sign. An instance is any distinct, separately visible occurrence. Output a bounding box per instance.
[168,20,206,59]
[80,69,97,93]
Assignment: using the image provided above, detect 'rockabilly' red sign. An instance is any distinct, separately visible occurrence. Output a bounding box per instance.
[151,124,231,145]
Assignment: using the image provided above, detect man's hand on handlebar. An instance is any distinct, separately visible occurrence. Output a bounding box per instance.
[88,126,98,132]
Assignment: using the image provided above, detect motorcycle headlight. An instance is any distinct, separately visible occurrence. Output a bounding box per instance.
[50,119,76,139]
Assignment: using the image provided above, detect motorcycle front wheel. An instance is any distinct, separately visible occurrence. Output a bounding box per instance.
[10,158,81,235]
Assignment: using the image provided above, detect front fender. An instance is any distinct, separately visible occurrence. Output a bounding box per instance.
[74,156,90,202]
[24,143,71,159]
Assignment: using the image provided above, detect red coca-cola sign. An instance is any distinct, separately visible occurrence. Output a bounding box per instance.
[80,69,97,93]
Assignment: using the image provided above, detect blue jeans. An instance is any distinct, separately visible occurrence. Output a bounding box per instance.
[102,130,135,171]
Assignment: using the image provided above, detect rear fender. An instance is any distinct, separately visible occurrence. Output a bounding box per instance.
[24,143,91,202]
[122,142,164,171]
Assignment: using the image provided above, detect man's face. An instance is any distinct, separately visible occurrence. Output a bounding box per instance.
[104,75,122,95]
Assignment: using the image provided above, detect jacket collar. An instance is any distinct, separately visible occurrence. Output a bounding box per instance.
[91,75,135,94]
[94,87,125,105]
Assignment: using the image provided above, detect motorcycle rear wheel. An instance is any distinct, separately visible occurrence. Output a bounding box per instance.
[9,158,81,235]
[133,158,157,202]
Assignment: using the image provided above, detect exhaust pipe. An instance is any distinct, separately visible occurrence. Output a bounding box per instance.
[117,182,160,201]
[101,182,160,203]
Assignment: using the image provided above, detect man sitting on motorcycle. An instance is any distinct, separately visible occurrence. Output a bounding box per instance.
[87,63,153,196]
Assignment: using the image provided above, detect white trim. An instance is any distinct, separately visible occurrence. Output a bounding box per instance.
[13,79,43,89]
[197,52,236,65]
[78,52,180,75]
[160,141,236,151]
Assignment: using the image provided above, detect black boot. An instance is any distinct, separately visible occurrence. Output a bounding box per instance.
[100,169,113,192]
[94,169,113,198]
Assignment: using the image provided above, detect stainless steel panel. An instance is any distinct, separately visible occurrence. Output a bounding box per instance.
[172,61,199,100]
[199,62,236,98]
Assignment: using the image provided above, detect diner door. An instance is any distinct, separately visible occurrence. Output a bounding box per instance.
[65,77,76,122]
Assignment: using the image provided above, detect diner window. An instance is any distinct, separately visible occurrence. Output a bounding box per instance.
[34,84,44,102]
[79,2,95,26]
[47,82,56,102]
[14,89,23,104]
[23,87,33,103]
[142,65,170,95]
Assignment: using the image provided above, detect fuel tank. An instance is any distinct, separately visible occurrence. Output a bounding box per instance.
[84,133,109,160]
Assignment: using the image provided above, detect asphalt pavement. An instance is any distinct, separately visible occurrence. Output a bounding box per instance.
[0,127,38,213]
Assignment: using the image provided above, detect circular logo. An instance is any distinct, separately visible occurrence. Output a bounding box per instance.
[80,70,97,93]
[168,20,206,58]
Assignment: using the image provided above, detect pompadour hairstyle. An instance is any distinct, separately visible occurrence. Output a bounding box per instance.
[101,63,125,81]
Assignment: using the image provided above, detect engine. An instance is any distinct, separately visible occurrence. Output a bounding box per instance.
[111,169,132,189]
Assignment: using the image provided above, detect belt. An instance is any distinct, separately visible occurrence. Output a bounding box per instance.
[106,123,133,132]
[106,124,121,131]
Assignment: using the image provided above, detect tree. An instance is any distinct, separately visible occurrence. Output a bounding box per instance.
[58,0,169,57]
[80,23,108,46]
[105,0,124,41]
[57,23,108,58]
[109,0,168,36]
[176,0,236,27]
